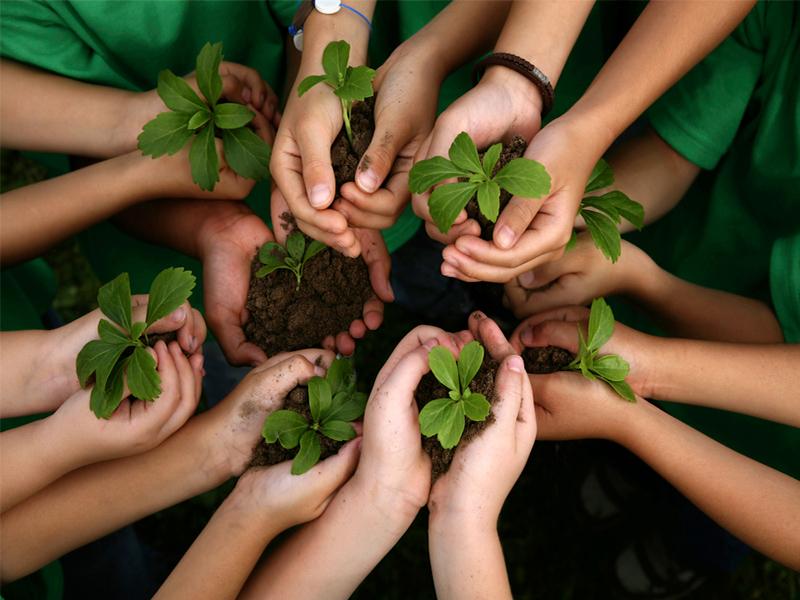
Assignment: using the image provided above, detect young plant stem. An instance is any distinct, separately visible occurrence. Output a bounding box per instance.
[341,99,354,147]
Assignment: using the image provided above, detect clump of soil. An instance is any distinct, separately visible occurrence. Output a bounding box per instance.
[331,96,375,190]
[467,136,528,240]
[522,346,575,374]
[250,385,342,467]
[414,356,499,481]
[146,331,177,347]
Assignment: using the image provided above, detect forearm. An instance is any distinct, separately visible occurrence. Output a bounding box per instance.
[299,1,375,69]
[429,516,512,600]
[0,330,64,417]
[619,401,800,570]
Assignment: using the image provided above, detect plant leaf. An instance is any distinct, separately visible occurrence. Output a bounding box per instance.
[607,379,636,402]
[138,111,194,157]
[594,190,644,230]
[157,69,206,114]
[308,376,332,423]
[195,42,223,106]
[221,127,271,180]
[326,358,354,395]
[145,267,196,327]
[214,103,255,129]
[428,182,478,234]
[320,420,356,442]
[437,401,466,449]
[565,230,578,252]
[286,232,305,261]
[587,297,615,353]
[76,338,129,388]
[326,392,366,423]
[322,40,350,82]
[336,66,376,102]
[419,397,456,437]
[580,196,620,224]
[90,358,127,419]
[256,264,291,278]
[130,322,147,341]
[304,240,327,263]
[494,158,551,198]
[190,121,220,191]
[97,319,131,346]
[481,143,503,176]
[408,156,468,194]
[262,409,309,448]
[585,158,614,193]
[591,354,630,382]
[448,132,483,174]
[457,340,484,391]
[97,273,132,332]
[187,110,211,130]
[259,242,286,267]
[428,346,459,392]
[581,208,622,263]
[463,392,490,422]
[127,346,161,401]
[292,430,322,475]
[476,180,501,223]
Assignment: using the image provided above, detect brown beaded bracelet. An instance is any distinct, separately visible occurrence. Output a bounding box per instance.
[472,52,555,117]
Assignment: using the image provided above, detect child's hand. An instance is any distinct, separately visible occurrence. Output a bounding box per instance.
[504,233,649,318]
[52,340,203,463]
[428,353,535,525]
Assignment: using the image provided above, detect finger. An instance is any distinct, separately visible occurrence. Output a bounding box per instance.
[219,73,245,105]
[373,341,436,412]
[153,341,178,405]
[255,348,334,373]
[361,297,384,331]
[299,217,359,257]
[302,436,361,501]
[189,308,208,353]
[139,304,188,336]
[441,261,480,283]
[519,305,591,329]
[190,353,205,398]
[454,230,567,270]
[443,244,563,283]
[467,311,516,361]
[349,318,367,339]
[491,355,526,428]
[335,331,356,356]
[333,199,396,230]
[520,319,584,354]
[161,342,200,434]
[516,365,537,451]
[493,196,544,250]
[339,183,403,218]
[252,355,320,410]
[208,310,268,367]
[373,327,457,391]
[356,116,411,193]
[297,126,336,210]
[514,273,588,315]
[360,232,394,302]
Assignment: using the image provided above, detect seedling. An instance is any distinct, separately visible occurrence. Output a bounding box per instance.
[76,268,196,419]
[418,341,491,449]
[297,40,376,147]
[408,132,551,234]
[567,297,635,401]
[138,42,271,191]
[262,357,367,475]
[568,159,645,262]
[255,232,326,290]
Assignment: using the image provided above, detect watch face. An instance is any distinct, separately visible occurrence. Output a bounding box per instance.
[293,30,304,52]
[315,0,342,15]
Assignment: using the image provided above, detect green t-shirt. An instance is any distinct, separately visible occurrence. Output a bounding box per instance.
[625,1,800,478]
[771,234,800,344]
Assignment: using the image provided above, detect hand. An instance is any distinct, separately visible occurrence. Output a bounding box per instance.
[52,340,203,463]
[440,115,600,283]
[412,67,543,246]
[428,353,535,526]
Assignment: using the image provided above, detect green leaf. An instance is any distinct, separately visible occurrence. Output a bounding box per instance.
[129,322,147,342]
[189,122,219,191]
[591,354,630,382]
[308,376,332,423]
[419,397,456,437]
[256,264,287,278]
[322,40,350,82]
[428,346,459,392]
[76,337,128,388]
[594,191,645,230]
[607,379,636,402]
[326,358,354,395]
[297,74,331,97]
[476,180,501,223]
[587,297,615,352]
[145,267,196,327]
[97,273,132,332]
[428,182,478,234]
[448,132,483,174]
[494,158,551,199]
[195,42,223,106]
[457,341,484,391]
[221,127,271,180]
[157,69,206,114]
[565,230,578,252]
[292,430,322,475]
[585,158,614,193]
[97,319,130,346]
[580,196,620,224]
[187,110,211,130]
[262,409,309,448]
[90,358,127,419]
[581,208,622,263]
[304,240,327,263]
[408,156,469,194]
[320,420,356,442]
[214,103,255,129]
[463,392,490,422]
[259,242,286,267]
[286,232,305,261]
[481,143,503,176]
[336,66,375,102]
[127,346,161,401]
[326,393,366,423]
[437,401,466,449]
[138,111,193,157]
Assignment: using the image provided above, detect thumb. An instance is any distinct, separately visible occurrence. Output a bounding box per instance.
[304,436,362,499]
[356,117,410,193]
[519,319,583,354]
[139,303,188,335]
[490,355,526,428]
[493,196,544,250]
[467,311,516,361]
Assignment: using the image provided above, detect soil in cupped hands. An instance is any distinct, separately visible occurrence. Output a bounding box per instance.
[331,96,375,190]
[522,346,575,374]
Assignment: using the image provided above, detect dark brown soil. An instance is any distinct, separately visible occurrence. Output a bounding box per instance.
[244,233,373,355]
[249,386,343,467]
[522,346,575,374]
[331,96,375,191]
[467,136,528,240]
[146,331,177,347]
[414,356,499,481]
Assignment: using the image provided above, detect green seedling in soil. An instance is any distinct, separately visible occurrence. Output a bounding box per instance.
[76,268,196,419]
[297,40,376,147]
[262,357,367,475]
[138,42,271,191]
[418,341,491,449]
[255,231,326,290]
[567,159,645,263]
[567,297,636,401]
[408,132,551,234]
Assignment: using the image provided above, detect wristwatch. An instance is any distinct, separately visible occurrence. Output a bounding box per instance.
[289,0,371,51]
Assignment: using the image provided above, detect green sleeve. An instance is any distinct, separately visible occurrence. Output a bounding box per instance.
[647,4,766,170]
[770,234,800,344]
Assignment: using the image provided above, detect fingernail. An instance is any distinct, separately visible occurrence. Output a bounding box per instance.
[521,328,534,345]
[471,310,485,321]
[170,307,187,322]
[423,338,439,350]
[496,225,515,249]
[508,355,524,373]
[190,336,197,352]
[445,256,460,269]
[314,365,326,376]
[357,169,379,193]
[442,264,456,278]
[197,355,205,370]
[519,271,536,288]
[310,185,330,208]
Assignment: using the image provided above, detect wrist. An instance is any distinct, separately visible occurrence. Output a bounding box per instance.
[220,479,284,538]
[481,65,544,118]
[109,91,153,156]
[429,505,498,538]
[553,106,615,162]
[301,5,372,67]
[349,472,424,536]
